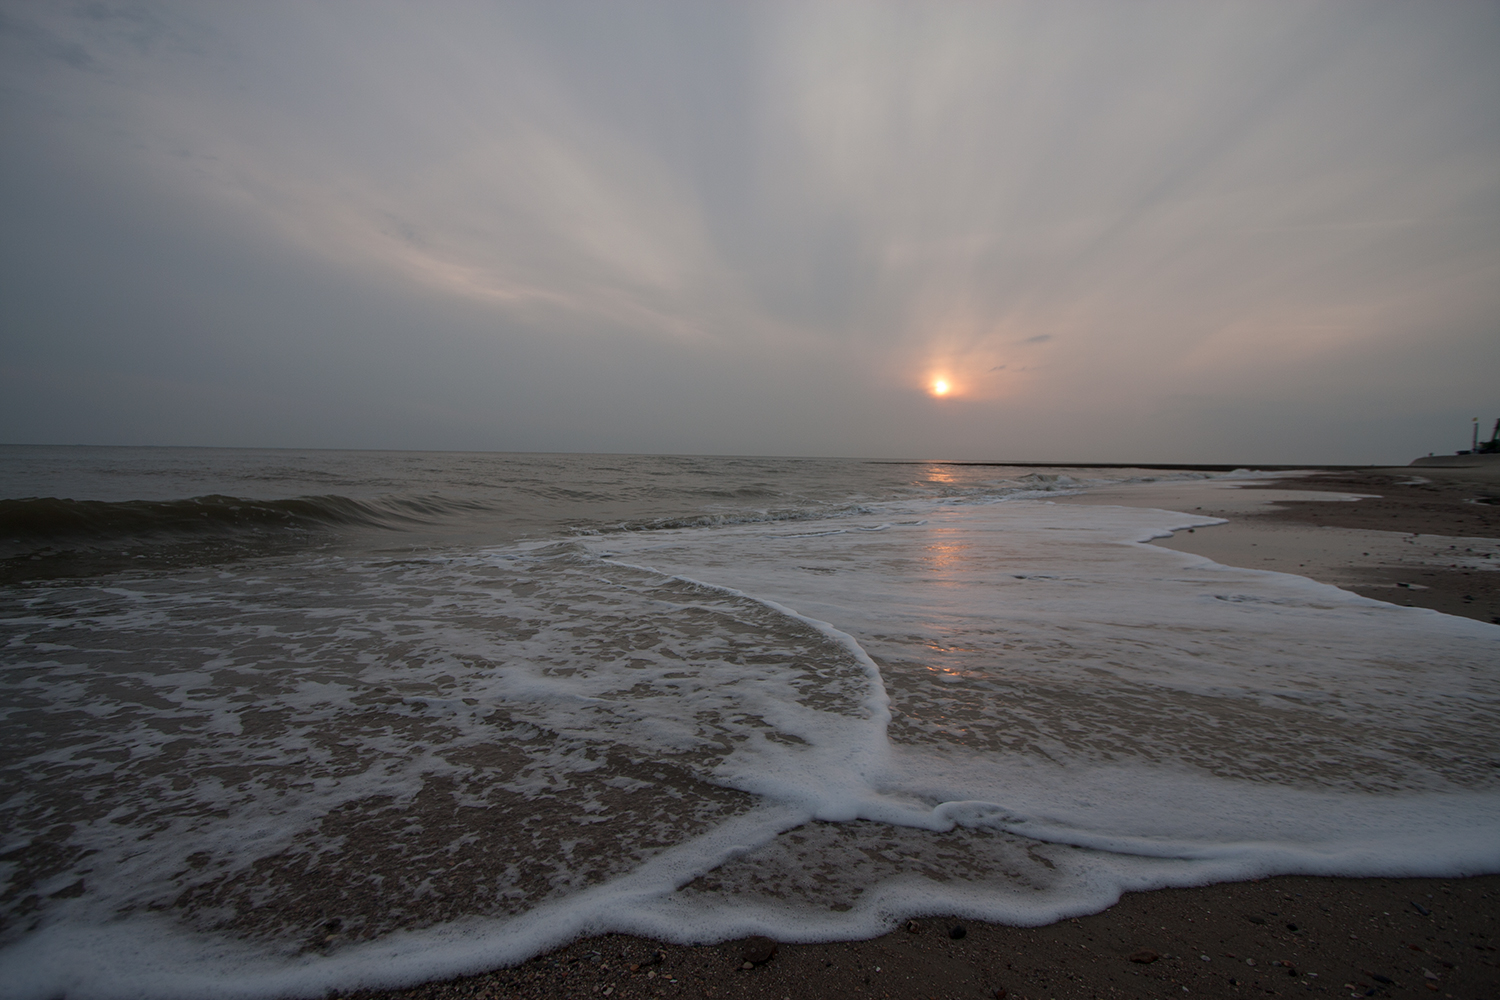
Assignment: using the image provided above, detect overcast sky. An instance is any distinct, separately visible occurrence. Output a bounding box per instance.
[2,1,1496,462]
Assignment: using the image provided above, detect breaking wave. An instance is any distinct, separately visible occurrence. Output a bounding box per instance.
[0,494,487,583]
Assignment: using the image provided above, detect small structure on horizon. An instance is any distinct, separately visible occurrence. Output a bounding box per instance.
[1410,417,1500,468]
[1459,417,1500,456]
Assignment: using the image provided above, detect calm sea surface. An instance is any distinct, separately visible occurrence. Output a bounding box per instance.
[2,447,1496,1000]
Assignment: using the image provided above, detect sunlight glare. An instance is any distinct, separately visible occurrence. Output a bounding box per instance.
[931,378,951,397]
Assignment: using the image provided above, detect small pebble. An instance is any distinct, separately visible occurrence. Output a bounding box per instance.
[739,936,778,965]
[948,924,967,940]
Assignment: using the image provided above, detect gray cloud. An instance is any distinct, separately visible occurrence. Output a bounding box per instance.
[2,0,1497,462]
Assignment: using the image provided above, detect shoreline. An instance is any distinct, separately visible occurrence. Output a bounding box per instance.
[351,874,1498,1000]
[1058,468,1499,626]
[351,468,1500,1000]
[1235,469,1500,626]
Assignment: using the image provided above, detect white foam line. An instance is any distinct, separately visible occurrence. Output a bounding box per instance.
[857,797,1500,870]
[0,806,811,1000]
[598,555,896,784]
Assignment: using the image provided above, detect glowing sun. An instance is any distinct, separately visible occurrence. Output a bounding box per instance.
[930,378,951,397]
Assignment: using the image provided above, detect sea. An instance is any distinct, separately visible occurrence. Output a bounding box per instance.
[1,446,1496,1000]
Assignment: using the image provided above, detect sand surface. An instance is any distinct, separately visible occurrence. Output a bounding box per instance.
[1060,471,1500,626]
[351,469,1500,1000]
[350,874,1498,1000]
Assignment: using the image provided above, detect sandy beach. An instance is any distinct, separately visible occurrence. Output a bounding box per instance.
[1067,468,1500,627]
[348,874,1498,1000]
[349,467,1500,1000]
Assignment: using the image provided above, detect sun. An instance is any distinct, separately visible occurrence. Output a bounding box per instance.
[930,378,951,397]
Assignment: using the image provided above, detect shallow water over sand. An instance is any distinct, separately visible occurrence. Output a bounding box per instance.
[1,449,1496,999]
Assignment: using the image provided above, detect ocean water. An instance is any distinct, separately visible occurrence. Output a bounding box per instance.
[1,446,1496,1000]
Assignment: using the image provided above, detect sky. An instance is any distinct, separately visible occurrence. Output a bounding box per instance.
[1,1,1497,463]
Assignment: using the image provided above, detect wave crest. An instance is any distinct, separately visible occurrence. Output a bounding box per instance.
[0,493,481,582]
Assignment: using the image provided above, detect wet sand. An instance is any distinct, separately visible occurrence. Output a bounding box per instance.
[1068,467,1500,626]
[1232,469,1500,626]
[351,873,1498,1000]
[352,468,1500,1000]
[1065,469,1500,626]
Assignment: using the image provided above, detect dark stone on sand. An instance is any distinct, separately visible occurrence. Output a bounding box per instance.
[1286,922,1298,930]
[739,936,777,965]
[948,924,966,939]
[905,919,921,933]
[1246,914,1266,924]
[1372,973,1393,984]
[994,989,1008,999]
[1411,900,1431,915]
[1129,949,1160,964]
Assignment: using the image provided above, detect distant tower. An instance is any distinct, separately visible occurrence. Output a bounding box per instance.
[1474,417,1481,453]
[1482,418,1500,455]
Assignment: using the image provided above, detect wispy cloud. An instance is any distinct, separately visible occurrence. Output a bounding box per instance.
[2,1,1497,459]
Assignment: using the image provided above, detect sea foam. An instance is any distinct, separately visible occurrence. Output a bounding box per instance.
[1,485,1496,999]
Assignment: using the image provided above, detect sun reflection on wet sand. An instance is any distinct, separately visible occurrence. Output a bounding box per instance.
[923,540,970,572]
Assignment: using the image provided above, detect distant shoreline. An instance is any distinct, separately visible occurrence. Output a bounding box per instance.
[881,458,1500,484]
[878,460,1381,471]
